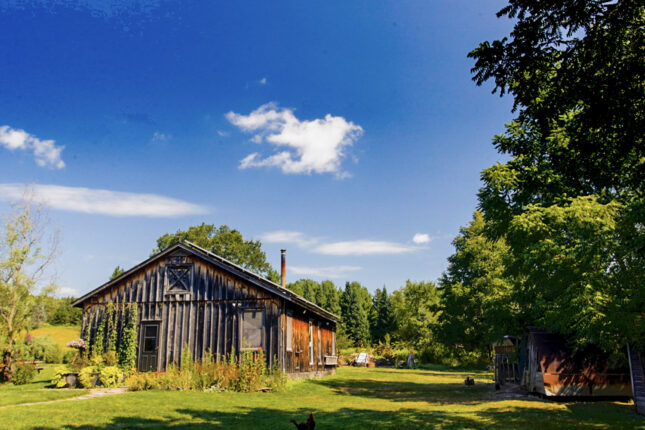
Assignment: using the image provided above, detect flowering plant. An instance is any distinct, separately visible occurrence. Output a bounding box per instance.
[66,339,87,350]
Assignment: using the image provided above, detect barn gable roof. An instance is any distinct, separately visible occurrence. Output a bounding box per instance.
[72,241,340,323]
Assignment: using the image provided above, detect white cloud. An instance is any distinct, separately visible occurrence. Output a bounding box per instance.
[313,240,417,256]
[151,132,171,143]
[56,287,79,298]
[289,265,362,279]
[0,125,65,169]
[0,183,209,217]
[261,231,318,248]
[226,103,363,177]
[217,130,229,137]
[413,233,431,244]
[259,77,267,85]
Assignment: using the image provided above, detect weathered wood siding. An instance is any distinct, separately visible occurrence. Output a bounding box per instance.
[283,306,336,373]
[80,250,283,371]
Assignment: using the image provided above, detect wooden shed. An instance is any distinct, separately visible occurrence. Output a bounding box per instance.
[522,328,631,397]
[72,242,339,377]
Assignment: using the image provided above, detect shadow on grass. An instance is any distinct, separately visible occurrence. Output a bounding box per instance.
[312,377,490,404]
[30,402,642,430]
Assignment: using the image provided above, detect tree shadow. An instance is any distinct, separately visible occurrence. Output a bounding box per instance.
[30,402,643,429]
[312,377,490,404]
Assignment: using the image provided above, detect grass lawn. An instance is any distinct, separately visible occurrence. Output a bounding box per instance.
[0,365,88,407]
[30,324,81,350]
[0,366,642,429]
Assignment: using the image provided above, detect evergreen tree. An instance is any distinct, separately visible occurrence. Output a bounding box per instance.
[340,282,371,347]
[370,287,394,344]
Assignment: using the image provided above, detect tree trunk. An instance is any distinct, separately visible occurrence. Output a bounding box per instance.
[1,343,13,382]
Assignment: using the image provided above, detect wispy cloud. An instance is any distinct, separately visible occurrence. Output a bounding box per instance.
[151,131,171,143]
[226,103,363,178]
[260,231,318,248]
[313,240,417,256]
[261,230,426,256]
[290,265,362,279]
[259,77,267,85]
[0,125,65,169]
[412,233,431,244]
[0,184,208,217]
[56,287,79,298]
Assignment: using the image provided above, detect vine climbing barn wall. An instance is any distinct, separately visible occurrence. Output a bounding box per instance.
[79,250,283,371]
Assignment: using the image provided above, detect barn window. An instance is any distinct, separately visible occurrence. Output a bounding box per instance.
[332,331,336,356]
[286,312,293,352]
[317,323,322,364]
[241,310,264,351]
[308,321,314,366]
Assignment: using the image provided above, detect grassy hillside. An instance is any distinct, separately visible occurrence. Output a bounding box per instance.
[30,324,80,350]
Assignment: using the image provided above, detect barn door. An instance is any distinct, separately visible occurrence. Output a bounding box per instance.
[138,322,160,372]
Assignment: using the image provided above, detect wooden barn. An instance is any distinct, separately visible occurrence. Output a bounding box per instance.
[72,242,339,377]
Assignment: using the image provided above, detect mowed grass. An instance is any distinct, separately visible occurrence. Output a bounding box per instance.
[29,324,81,350]
[0,366,642,429]
[0,365,88,407]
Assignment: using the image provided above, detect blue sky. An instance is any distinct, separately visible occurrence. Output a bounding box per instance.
[0,0,514,296]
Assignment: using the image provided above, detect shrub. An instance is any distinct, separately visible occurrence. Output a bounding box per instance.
[22,335,63,363]
[12,362,36,385]
[99,366,123,388]
[62,350,76,364]
[51,365,70,388]
[237,349,266,392]
[78,366,99,388]
[103,351,118,367]
[265,357,287,392]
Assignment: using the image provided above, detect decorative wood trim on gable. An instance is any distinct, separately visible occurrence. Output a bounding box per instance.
[165,255,193,297]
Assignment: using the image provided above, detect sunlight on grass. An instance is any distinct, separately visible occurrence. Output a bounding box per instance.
[0,367,641,429]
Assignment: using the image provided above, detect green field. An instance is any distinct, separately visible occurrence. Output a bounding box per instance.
[0,366,642,429]
[0,365,88,408]
[29,324,80,350]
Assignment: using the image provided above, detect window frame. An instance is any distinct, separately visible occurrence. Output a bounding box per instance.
[286,311,293,352]
[308,320,314,366]
[240,308,265,352]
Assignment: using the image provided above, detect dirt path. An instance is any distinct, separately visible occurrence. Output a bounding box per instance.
[0,387,128,409]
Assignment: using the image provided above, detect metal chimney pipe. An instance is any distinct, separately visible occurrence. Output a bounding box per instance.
[281,249,286,288]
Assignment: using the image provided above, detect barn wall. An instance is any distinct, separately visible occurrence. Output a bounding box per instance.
[283,305,336,374]
[80,252,283,371]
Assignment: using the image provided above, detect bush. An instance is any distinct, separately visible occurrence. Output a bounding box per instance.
[51,365,70,388]
[22,335,63,363]
[62,350,76,364]
[265,358,287,392]
[236,350,266,392]
[78,366,99,388]
[99,366,123,388]
[12,362,36,385]
[103,351,118,367]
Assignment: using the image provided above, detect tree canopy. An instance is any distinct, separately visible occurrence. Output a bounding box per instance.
[468,0,644,356]
[153,223,277,280]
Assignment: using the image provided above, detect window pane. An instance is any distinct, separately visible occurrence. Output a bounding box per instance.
[286,314,292,351]
[242,310,263,349]
[145,325,157,338]
[143,337,156,353]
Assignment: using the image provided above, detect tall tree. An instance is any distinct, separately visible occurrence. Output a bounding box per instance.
[0,198,57,381]
[153,223,276,280]
[469,0,645,355]
[340,282,371,347]
[391,281,440,351]
[438,211,513,358]
[370,287,394,344]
